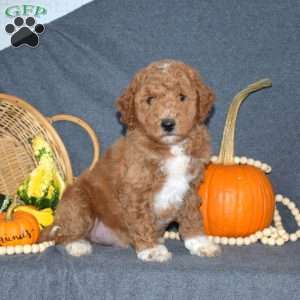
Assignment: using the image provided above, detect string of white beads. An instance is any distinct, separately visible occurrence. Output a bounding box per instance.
[210,155,272,173]
[0,241,55,256]
[164,156,299,246]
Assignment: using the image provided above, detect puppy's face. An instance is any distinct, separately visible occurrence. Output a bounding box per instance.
[134,69,198,144]
[117,60,215,145]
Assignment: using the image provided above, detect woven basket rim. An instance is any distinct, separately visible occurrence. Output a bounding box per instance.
[0,93,73,184]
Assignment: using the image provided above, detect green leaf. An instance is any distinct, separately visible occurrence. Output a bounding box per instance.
[0,195,11,212]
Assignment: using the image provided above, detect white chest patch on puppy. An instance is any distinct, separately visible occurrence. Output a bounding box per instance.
[154,144,192,214]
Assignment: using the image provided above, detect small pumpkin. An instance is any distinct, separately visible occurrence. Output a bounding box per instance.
[0,196,40,246]
[199,79,275,237]
[15,205,54,229]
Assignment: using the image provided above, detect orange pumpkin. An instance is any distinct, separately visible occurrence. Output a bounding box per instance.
[0,196,40,246]
[198,79,275,237]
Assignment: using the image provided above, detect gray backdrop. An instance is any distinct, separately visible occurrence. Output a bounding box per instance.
[0,1,299,299]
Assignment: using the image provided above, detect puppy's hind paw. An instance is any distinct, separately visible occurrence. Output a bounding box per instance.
[184,236,221,257]
[137,244,172,262]
[65,239,92,257]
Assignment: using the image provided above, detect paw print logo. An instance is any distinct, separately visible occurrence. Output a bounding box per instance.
[5,16,45,48]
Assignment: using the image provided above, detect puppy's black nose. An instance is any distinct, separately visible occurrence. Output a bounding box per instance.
[161,118,176,132]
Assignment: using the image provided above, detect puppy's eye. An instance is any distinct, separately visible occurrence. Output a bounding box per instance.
[179,94,187,102]
[146,96,155,105]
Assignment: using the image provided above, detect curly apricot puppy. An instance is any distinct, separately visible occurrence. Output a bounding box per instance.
[42,59,221,262]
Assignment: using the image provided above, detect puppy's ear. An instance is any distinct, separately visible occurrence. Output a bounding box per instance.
[189,69,215,123]
[116,75,140,130]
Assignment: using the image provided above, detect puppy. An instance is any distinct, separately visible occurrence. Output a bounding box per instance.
[43,59,221,262]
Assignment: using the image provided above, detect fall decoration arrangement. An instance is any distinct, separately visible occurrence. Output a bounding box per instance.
[0,93,100,255]
[165,79,300,246]
[0,137,60,255]
[199,79,275,238]
[0,93,99,197]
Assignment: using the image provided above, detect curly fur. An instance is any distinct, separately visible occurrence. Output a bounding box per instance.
[40,59,220,261]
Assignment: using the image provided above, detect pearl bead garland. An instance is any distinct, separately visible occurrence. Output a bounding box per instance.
[211,155,272,173]
[164,155,299,247]
[0,241,55,256]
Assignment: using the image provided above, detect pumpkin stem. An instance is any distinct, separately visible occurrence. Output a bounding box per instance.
[5,196,19,221]
[217,79,272,165]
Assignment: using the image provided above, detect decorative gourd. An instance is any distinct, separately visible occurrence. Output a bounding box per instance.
[198,79,275,237]
[17,136,66,209]
[0,197,40,246]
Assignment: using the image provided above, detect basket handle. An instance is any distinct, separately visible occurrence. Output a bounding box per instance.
[47,114,100,171]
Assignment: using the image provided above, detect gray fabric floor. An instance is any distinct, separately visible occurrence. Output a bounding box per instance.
[0,240,299,300]
[0,0,299,299]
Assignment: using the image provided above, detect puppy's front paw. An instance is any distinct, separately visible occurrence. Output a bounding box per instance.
[65,239,92,257]
[184,236,221,257]
[137,244,172,262]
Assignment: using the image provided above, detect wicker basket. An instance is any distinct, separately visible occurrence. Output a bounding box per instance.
[0,93,100,197]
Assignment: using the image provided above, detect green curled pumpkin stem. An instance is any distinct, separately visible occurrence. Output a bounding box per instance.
[5,196,19,221]
[217,79,272,165]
